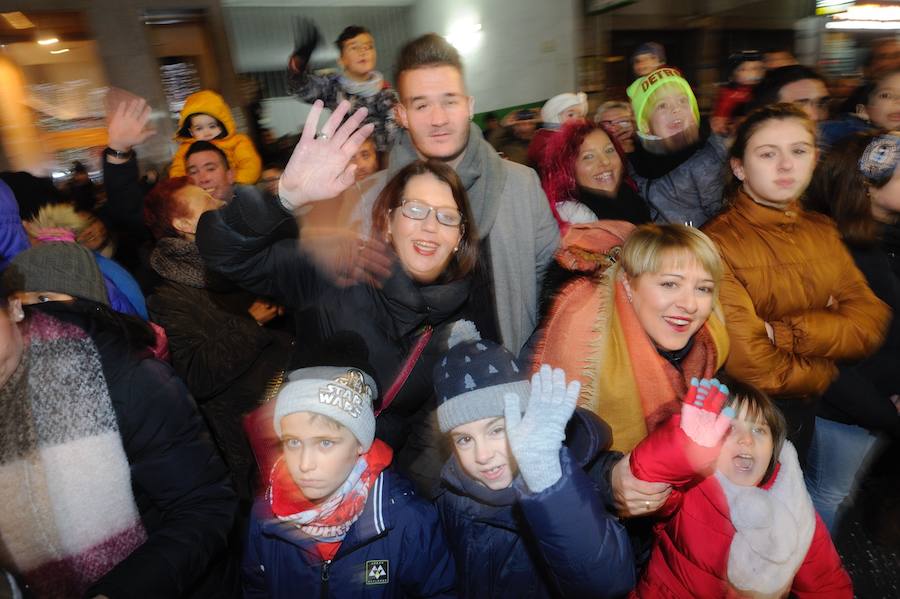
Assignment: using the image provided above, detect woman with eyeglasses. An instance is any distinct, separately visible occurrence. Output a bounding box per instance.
[197,102,482,496]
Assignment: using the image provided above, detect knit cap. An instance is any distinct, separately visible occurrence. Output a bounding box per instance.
[859,133,900,185]
[273,366,378,451]
[1,242,109,306]
[627,67,700,135]
[726,50,763,81]
[541,92,588,126]
[434,321,530,433]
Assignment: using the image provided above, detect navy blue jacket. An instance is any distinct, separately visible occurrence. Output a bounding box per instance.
[436,409,635,598]
[243,468,456,598]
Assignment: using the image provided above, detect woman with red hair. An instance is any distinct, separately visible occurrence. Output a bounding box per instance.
[541,120,650,228]
[541,120,728,230]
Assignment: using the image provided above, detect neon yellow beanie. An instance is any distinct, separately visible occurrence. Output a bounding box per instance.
[627,67,700,135]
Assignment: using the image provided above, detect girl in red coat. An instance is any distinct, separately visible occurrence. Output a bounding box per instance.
[630,378,852,598]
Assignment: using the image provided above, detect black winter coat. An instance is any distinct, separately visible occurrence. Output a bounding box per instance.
[436,409,635,598]
[36,304,239,598]
[196,189,475,450]
[148,277,293,500]
[818,242,900,436]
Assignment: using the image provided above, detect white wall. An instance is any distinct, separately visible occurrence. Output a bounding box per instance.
[409,0,578,112]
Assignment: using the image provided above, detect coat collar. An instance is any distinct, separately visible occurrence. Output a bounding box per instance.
[259,470,394,558]
[732,188,802,228]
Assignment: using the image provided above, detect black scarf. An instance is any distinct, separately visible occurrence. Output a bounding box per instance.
[379,261,472,339]
[576,185,651,225]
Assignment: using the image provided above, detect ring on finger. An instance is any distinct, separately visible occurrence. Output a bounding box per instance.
[644,500,651,511]
[317,132,330,140]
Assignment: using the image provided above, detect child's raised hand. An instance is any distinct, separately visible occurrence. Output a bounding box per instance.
[503,364,580,493]
[680,377,734,448]
[278,100,375,209]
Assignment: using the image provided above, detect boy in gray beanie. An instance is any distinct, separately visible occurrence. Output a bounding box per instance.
[243,365,456,597]
[434,321,635,598]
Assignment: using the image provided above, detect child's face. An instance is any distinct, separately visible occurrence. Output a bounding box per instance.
[339,33,376,80]
[450,416,517,491]
[648,87,697,139]
[280,412,363,504]
[558,104,586,125]
[350,139,379,181]
[865,72,900,130]
[715,405,774,487]
[189,114,223,141]
[634,54,663,77]
[734,61,765,86]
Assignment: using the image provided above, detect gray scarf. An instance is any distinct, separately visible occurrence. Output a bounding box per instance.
[150,237,208,288]
[339,70,385,99]
[387,122,508,239]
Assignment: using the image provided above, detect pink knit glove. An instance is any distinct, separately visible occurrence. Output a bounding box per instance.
[680,378,734,447]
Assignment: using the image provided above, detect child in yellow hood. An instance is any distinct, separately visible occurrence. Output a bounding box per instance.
[170,90,262,185]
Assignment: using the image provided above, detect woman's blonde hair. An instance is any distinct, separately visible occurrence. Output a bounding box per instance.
[620,224,724,287]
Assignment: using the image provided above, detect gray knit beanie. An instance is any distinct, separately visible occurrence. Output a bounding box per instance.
[434,321,530,433]
[2,242,109,306]
[273,366,378,451]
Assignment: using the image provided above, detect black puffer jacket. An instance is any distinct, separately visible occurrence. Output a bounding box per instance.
[436,408,635,598]
[818,242,900,437]
[35,303,239,598]
[196,188,476,451]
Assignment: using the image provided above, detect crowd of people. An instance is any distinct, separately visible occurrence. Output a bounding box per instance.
[1,21,898,599]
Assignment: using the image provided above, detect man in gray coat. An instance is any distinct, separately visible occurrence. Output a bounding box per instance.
[281,33,559,355]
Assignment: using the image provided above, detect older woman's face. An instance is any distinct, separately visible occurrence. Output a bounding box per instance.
[172,185,225,238]
[388,173,463,284]
[0,299,25,390]
[624,253,716,351]
[575,129,623,195]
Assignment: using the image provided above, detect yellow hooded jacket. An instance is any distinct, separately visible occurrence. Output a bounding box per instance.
[170,90,262,185]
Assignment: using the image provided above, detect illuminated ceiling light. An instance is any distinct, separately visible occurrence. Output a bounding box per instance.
[49,48,70,54]
[446,21,483,55]
[834,4,900,22]
[37,37,59,45]
[826,20,900,30]
[1,11,34,29]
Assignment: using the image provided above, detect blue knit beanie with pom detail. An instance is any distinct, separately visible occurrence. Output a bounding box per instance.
[434,320,531,433]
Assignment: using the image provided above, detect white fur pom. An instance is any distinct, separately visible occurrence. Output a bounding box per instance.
[447,320,481,349]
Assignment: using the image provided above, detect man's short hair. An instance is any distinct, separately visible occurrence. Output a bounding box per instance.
[395,33,463,82]
[749,65,826,112]
[335,25,370,53]
[184,140,230,170]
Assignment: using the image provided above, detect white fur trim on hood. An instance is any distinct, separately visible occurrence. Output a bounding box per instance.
[541,92,588,126]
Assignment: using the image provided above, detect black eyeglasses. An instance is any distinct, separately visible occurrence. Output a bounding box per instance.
[397,200,464,227]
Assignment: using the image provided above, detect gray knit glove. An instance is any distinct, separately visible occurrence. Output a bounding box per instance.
[504,364,580,493]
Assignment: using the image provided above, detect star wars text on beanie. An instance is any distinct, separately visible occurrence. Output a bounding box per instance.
[273,366,378,451]
[434,320,531,433]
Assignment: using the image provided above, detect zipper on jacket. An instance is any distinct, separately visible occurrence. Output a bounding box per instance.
[320,559,331,599]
